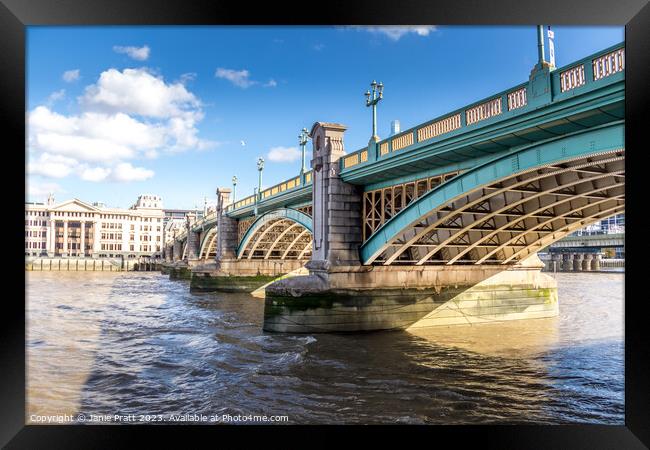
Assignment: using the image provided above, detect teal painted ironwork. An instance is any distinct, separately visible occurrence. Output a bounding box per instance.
[236,208,313,259]
[341,42,624,177]
[223,42,623,218]
[365,80,384,143]
[359,121,624,264]
[299,128,309,174]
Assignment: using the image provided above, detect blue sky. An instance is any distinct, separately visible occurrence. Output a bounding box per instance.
[26,25,624,209]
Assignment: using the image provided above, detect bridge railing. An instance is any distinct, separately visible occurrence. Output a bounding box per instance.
[225,170,313,214]
[190,211,218,230]
[341,42,624,172]
[218,43,623,216]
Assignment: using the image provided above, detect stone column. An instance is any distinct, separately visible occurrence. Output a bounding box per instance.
[62,220,69,257]
[186,213,200,261]
[573,253,583,271]
[561,253,572,271]
[215,187,237,266]
[549,253,561,272]
[92,216,101,257]
[80,222,86,257]
[173,239,182,262]
[582,253,592,271]
[46,218,55,257]
[307,122,362,269]
[591,253,602,271]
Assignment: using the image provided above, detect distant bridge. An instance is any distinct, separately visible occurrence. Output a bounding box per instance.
[548,232,624,250]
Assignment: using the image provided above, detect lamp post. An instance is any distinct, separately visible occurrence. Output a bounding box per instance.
[253,187,258,215]
[232,175,238,203]
[365,80,383,143]
[536,25,546,66]
[299,128,309,174]
[257,157,264,200]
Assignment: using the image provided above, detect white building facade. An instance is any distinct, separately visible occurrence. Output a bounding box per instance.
[25,194,164,258]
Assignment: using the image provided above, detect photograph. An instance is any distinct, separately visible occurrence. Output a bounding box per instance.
[3,1,648,445]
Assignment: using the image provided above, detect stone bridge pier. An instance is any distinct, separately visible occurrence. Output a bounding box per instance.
[189,188,305,292]
[168,213,203,280]
[547,251,603,272]
[263,122,558,333]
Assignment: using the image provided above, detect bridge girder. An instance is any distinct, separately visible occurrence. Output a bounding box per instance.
[181,241,188,260]
[237,208,313,260]
[198,227,218,260]
[360,123,624,266]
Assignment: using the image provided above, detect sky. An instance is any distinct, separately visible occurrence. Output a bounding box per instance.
[26,25,624,210]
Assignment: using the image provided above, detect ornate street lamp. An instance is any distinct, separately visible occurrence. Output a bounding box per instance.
[232,175,238,202]
[257,157,264,200]
[365,80,383,143]
[299,127,309,174]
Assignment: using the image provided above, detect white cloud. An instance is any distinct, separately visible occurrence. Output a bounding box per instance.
[268,146,301,162]
[111,162,154,182]
[62,69,80,82]
[113,45,150,61]
[313,43,325,51]
[179,72,197,84]
[264,79,278,88]
[27,181,64,199]
[80,68,201,119]
[215,68,257,88]
[351,26,437,41]
[46,89,65,106]
[27,67,213,185]
[28,153,76,178]
[80,166,111,182]
[33,131,135,162]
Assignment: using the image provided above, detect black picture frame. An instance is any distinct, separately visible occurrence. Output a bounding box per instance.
[3,0,649,447]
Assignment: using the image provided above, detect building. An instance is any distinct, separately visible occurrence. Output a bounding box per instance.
[573,214,625,236]
[25,194,165,258]
[161,208,205,246]
[161,198,217,246]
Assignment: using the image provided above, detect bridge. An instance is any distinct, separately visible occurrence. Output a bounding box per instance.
[548,232,624,250]
[162,35,624,332]
[539,232,624,271]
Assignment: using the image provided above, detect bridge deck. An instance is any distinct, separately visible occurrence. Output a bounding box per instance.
[222,42,624,228]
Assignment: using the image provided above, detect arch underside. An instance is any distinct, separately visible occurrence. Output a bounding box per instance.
[239,218,312,260]
[366,150,624,265]
[199,227,218,260]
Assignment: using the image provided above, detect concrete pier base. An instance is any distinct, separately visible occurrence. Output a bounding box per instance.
[167,262,193,280]
[591,254,602,271]
[189,259,306,293]
[263,255,558,333]
[573,253,584,271]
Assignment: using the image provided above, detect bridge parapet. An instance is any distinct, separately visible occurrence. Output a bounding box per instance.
[219,42,623,222]
[341,42,624,177]
[225,170,314,217]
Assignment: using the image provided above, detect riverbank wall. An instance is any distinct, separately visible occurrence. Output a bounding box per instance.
[25,257,162,272]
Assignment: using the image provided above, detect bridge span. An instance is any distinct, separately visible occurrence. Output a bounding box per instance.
[162,39,624,333]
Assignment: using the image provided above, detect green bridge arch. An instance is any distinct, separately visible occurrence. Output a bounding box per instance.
[237,208,313,260]
[360,122,625,265]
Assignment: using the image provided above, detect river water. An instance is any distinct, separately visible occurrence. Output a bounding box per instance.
[26,271,624,424]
